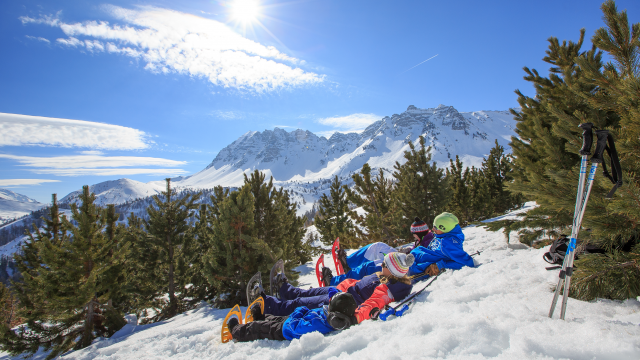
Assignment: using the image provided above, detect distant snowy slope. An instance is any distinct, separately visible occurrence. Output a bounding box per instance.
[40,205,640,360]
[60,179,165,206]
[176,105,517,190]
[0,189,44,223]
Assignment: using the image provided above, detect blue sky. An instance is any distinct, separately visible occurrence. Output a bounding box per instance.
[1,0,638,203]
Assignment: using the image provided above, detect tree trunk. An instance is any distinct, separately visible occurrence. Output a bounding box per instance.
[82,299,95,348]
[167,232,176,318]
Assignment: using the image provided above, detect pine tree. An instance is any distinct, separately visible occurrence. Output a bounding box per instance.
[315,176,358,247]
[446,156,473,226]
[391,136,449,240]
[178,204,217,308]
[1,188,126,359]
[497,0,639,298]
[143,179,201,321]
[566,0,640,300]
[346,164,396,243]
[120,212,159,316]
[481,140,524,215]
[205,185,268,307]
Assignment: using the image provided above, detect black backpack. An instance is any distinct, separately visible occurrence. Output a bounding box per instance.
[543,236,570,268]
[543,235,605,270]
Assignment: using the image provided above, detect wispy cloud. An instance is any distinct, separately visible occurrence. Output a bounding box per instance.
[210,110,243,120]
[20,6,324,92]
[0,113,150,150]
[25,35,50,44]
[317,113,381,133]
[0,154,187,177]
[0,179,60,187]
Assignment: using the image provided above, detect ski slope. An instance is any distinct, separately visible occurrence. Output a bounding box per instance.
[3,207,639,360]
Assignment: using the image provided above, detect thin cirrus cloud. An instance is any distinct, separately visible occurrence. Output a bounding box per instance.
[25,35,50,44]
[0,179,61,187]
[317,113,381,137]
[0,154,188,177]
[0,113,149,150]
[20,6,325,92]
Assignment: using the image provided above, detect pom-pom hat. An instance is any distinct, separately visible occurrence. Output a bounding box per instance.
[433,212,459,233]
[383,252,415,278]
[410,217,429,233]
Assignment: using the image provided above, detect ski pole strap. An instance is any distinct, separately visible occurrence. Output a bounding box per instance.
[602,132,623,198]
[578,123,593,155]
[591,130,623,198]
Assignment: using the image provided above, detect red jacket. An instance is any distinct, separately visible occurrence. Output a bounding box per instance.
[336,274,412,323]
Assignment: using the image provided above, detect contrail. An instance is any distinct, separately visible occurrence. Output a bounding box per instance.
[399,54,439,75]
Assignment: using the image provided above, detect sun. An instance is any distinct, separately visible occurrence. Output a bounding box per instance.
[230,0,261,24]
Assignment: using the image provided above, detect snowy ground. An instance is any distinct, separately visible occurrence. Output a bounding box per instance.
[2,206,639,360]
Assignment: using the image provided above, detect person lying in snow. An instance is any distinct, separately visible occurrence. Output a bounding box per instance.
[321,217,437,286]
[321,241,396,286]
[408,212,475,277]
[260,252,414,323]
[225,292,358,342]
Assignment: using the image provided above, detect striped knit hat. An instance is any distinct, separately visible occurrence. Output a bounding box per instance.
[384,252,415,278]
[411,217,429,233]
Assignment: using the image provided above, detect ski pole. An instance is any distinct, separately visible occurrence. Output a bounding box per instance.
[549,123,592,318]
[558,130,608,320]
[379,271,443,321]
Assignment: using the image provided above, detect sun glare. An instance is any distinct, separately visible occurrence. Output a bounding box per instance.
[230,0,261,24]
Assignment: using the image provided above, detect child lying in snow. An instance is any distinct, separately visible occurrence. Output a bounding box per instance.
[262,252,414,323]
[226,292,358,342]
[409,212,475,277]
[322,214,476,285]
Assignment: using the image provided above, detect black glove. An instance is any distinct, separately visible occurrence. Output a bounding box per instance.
[369,307,380,320]
[327,311,358,330]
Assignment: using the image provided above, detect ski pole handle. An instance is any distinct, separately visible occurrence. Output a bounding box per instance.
[591,130,609,164]
[394,304,410,317]
[379,308,395,321]
[578,123,594,155]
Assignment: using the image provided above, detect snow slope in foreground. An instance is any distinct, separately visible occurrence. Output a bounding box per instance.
[5,213,640,360]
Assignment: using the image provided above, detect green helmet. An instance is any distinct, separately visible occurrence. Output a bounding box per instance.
[433,212,459,233]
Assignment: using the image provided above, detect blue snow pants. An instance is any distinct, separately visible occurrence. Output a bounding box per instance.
[264,283,336,316]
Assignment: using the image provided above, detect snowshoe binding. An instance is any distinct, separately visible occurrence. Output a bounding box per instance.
[246,272,263,306]
[321,267,333,287]
[315,254,325,287]
[244,297,265,323]
[269,259,285,299]
[332,238,349,275]
[221,304,243,343]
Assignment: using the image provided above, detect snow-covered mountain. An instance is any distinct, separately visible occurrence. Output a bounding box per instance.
[178,105,516,189]
[0,189,44,223]
[60,179,166,206]
[51,104,517,214]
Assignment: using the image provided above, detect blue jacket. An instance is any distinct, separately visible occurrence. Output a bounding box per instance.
[329,260,381,286]
[409,225,474,273]
[281,307,334,340]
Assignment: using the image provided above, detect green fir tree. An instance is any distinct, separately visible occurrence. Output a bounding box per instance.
[315,176,358,248]
[391,136,449,240]
[143,179,201,321]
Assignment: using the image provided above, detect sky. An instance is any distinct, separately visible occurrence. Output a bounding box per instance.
[1,0,638,203]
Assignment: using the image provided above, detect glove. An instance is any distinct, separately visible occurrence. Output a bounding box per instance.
[369,307,380,320]
[399,246,412,254]
[327,311,358,330]
[426,263,440,276]
[327,287,340,299]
